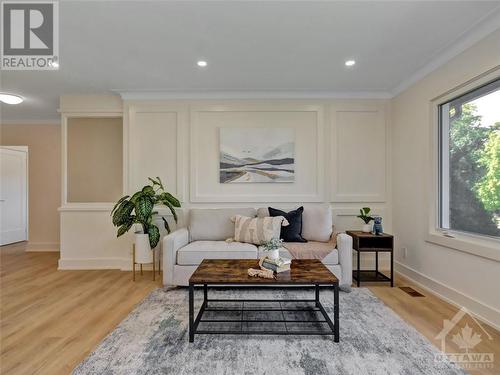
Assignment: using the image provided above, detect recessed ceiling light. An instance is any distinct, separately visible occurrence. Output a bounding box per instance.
[0,93,23,105]
[197,60,208,67]
[345,60,356,67]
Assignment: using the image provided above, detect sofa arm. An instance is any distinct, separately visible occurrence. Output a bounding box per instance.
[162,228,189,286]
[337,233,353,290]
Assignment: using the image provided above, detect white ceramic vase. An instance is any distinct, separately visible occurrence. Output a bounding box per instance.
[362,223,372,233]
[267,248,280,260]
[134,233,153,263]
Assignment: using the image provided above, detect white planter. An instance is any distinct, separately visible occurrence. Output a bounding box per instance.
[134,233,153,263]
[266,248,280,260]
[362,224,372,233]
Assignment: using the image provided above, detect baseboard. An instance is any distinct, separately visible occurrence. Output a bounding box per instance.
[395,261,500,330]
[58,257,158,271]
[26,242,60,252]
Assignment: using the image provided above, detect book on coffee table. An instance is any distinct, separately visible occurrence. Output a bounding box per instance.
[261,257,291,273]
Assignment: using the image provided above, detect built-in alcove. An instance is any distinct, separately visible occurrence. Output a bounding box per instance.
[66,117,123,203]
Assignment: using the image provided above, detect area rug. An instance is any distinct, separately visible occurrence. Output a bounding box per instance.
[73,288,466,375]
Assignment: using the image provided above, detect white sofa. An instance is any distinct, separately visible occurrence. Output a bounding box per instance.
[162,206,353,290]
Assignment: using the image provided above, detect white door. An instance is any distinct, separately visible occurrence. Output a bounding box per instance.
[0,147,28,245]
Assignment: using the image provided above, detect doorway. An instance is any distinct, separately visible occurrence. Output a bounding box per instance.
[0,146,28,245]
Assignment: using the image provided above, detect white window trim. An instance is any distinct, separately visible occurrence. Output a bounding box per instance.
[439,102,450,229]
[427,67,500,262]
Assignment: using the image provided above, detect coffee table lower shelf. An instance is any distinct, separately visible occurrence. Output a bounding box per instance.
[188,284,339,343]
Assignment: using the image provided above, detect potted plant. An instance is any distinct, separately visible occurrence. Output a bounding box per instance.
[260,238,284,260]
[111,177,181,263]
[357,207,374,233]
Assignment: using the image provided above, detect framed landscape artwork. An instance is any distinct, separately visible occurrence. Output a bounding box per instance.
[219,127,295,183]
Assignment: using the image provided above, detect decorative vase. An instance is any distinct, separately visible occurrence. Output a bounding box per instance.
[362,223,371,233]
[134,233,153,263]
[267,248,280,260]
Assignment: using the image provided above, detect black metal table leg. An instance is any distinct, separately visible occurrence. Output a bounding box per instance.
[375,251,379,274]
[189,283,194,342]
[390,249,394,287]
[204,283,208,302]
[315,284,319,307]
[357,249,360,287]
[334,283,339,342]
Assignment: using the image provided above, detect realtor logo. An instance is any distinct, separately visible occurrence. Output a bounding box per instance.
[435,307,494,370]
[1,0,59,70]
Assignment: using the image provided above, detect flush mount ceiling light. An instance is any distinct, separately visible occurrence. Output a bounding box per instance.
[0,93,23,105]
[197,60,208,67]
[345,60,356,67]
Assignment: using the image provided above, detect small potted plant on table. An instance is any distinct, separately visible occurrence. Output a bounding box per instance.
[260,238,284,260]
[357,207,374,233]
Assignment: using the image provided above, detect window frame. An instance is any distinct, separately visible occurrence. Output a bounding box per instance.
[428,67,500,262]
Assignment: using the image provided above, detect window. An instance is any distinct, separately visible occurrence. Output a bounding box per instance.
[438,78,500,239]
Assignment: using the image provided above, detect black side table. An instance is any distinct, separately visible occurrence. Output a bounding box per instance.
[346,231,394,287]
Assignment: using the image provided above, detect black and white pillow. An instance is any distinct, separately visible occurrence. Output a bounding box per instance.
[268,206,307,243]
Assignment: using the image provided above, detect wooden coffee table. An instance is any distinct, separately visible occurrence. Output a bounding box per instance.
[188,259,339,343]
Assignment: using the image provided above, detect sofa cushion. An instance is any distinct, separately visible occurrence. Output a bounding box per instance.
[258,205,333,242]
[301,205,333,242]
[176,241,258,266]
[321,249,339,265]
[269,206,307,242]
[233,215,289,245]
[282,241,338,264]
[189,208,257,241]
[257,207,270,218]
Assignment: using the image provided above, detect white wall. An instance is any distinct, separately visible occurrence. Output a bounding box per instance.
[57,29,499,330]
[391,29,500,328]
[59,98,391,271]
[0,123,61,250]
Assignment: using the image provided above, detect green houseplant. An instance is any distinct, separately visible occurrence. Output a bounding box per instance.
[260,238,284,260]
[357,207,374,233]
[111,177,181,260]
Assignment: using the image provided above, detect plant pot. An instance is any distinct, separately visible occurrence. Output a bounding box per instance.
[134,233,153,263]
[362,224,372,233]
[267,248,280,260]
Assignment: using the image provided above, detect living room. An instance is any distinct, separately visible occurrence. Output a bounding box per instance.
[1,1,499,374]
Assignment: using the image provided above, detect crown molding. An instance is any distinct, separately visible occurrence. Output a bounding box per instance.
[115,89,392,101]
[391,6,500,96]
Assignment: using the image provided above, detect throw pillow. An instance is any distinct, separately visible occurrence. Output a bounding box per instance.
[232,215,289,245]
[268,206,307,242]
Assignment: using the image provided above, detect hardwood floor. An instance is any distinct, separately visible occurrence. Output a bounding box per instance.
[1,243,499,374]
[369,280,500,375]
[1,243,160,374]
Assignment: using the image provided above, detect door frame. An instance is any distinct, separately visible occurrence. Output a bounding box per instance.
[0,146,29,244]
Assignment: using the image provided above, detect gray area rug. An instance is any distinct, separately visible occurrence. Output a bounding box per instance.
[73,288,466,375]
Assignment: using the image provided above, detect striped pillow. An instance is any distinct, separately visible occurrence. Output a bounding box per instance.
[232,215,289,245]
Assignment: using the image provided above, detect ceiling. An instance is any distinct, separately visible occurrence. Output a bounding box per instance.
[1,0,500,122]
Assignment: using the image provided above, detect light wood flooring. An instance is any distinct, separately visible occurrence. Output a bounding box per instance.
[1,242,499,374]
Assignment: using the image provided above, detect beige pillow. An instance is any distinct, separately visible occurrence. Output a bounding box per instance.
[231,215,289,245]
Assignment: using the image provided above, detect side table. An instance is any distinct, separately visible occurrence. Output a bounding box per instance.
[346,231,394,287]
